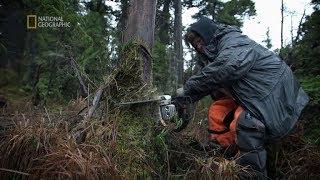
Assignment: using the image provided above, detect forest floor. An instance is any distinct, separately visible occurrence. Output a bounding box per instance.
[0,86,320,179]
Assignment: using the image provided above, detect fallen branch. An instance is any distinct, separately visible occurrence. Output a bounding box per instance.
[70,57,88,95]
[86,85,105,120]
[73,83,108,143]
[293,9,306,45]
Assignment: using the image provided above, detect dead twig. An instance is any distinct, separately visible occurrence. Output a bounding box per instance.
[69,57,89,95]
[0,168,30,176]
[86,85,105,121]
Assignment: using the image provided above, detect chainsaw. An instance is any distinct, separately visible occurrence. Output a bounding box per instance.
[119,96,223,153]
[119,95,195,132]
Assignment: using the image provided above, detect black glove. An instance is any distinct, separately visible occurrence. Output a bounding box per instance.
[173,94,194,132]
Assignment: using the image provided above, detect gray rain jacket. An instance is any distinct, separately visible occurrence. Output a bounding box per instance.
[184,18,309,139]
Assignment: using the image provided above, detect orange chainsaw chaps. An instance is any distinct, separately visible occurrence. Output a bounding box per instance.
[208,98,244,148]
[208,98,237,132]
[209,131,235,148]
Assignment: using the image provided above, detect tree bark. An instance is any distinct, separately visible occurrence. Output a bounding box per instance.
[124,0,157,86]
[0,1,26,73]
[209,1,218,21]
[117,0,130,43]
[281,0,284,49]
[70,57,88,95]
[293,9,306,45]
[120,1,162,170]
[86,85,104,120]
[157,0,171,44]
[173,0,183,85]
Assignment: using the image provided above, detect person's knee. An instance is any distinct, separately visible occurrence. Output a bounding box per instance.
[236,112,267,179]
[236,112,266,151]
[237,150,267,171]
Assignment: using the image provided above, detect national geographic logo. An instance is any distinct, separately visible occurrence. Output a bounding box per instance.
[27,15,37,29]
[27,15,71,29]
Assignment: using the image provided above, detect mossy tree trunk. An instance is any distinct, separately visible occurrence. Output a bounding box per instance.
[124,0,157,86]
[118,0,163,176]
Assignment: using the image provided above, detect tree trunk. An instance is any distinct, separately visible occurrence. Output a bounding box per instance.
[290,14,294,45]
[173,0,183,85]
[293,9,306,45]
[281,0,284,50]
[157,0,171,44]
[209,1,218,21]
[117,0,130,43]
[32,64,41,106]
[119,1,162,173]
[70,57,88,95]
[0,1,26,73]
[124,0,157,85]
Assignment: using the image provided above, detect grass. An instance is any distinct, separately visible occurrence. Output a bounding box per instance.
[2,96,320,179]
[0,103,117,179]
[0,95,245,179]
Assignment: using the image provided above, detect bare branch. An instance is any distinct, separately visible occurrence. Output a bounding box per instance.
[86,85,105,120]
[70,57,88,95]
[281,0,284,49]
[293,9,306,45]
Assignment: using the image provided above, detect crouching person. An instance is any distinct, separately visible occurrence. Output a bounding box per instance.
[176,17,309,179]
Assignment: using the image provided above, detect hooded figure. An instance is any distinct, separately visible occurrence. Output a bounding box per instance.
[181,17,309,179]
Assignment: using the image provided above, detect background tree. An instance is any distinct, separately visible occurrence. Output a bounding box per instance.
[262,27,273,49]
[184,0,256,27]
[0,0,26,73]
[281,0,284,49]
[153,0,174,93]
[173,0,183,86]
[2,0,114,104]
[156,0,172,45]
[292,0,320,76]
[116,0,130,44]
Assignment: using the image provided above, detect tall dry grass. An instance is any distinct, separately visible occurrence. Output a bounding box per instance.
[0,100,118,179]
[0,98,245,179]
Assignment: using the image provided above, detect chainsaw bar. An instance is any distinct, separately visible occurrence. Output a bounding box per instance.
[118,95,176,121]
[118,98,160,105]
[118,95,172,105]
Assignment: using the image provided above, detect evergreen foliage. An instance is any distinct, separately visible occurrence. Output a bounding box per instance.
[262,27,272,49]
[289,0,320,105]
[20,0,114,103]
[183,0,256,27]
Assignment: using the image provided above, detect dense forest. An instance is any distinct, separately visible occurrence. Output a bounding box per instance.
[0,0,319,179]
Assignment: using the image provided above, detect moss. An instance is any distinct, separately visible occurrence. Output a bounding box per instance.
[96,39,160,177]
[110,39,156,102]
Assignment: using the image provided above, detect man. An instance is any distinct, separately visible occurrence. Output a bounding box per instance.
[178,17,309,179]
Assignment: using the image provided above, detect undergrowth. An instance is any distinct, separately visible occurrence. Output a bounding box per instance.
[2,39,319,179]
[0,39,242,179]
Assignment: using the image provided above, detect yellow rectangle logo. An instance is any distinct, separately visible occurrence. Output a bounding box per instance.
[27,15,37,29]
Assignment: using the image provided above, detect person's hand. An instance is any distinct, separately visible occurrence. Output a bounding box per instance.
[173,88,194,132]
[176,87,185,97]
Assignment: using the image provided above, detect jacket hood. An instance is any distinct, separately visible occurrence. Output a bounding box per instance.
[188,17,242,61]
[188,17,242,46]
[188,17,218,45]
